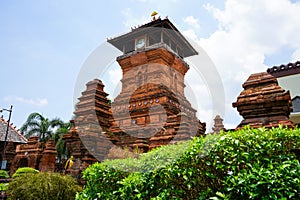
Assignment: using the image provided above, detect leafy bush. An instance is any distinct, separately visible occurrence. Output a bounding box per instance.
[77,126,300,199]
[76,141,191,200]
[103,141,191,173]
[6,172,82,200]
[210,126,300,199]
[0,170,9,179]
[12,167,39,178]
[0,183,8,191]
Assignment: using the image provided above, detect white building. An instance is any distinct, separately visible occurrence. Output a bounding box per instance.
[267,61,300,125]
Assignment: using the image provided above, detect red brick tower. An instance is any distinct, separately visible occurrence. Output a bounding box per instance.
[107,18,205,151]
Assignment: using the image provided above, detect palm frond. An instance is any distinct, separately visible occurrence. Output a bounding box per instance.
[26,112,45,123]
[25,128,41,138]
[50,118,64,128]
[23,121,40,129]
[20,113,44,133]
[20,112,69,143]
[20,123,28,133]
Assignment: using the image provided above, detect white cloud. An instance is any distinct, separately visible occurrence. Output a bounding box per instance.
[121,8,149,29]
[183,29,199,41]
[292,48,300,61]
[196,0,300,128]
[202,0,300,63]
[108,68,122,86]
[4,96,48,106]
[107,67,122,99]
[183,16,200,28]
[224,123,236,130]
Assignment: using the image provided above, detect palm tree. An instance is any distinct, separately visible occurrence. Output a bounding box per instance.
[53,122,72,162]
[21,112,64,142]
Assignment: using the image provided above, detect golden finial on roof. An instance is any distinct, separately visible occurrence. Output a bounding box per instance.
[151,11,158,17]
[151,11,158,21]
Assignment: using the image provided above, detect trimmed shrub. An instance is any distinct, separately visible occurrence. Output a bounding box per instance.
[76,141,191,200]
[12,167,39,178]
[0,170,9,179]
[0,183,8,191]
[77,126,300,199]
[6,172,82,200]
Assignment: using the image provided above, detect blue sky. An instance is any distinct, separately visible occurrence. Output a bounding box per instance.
[1,0,300,132]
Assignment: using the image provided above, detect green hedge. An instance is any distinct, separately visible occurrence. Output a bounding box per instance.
[77,126,300,199]
[7,172,82,200]
[0,183,8,191]
[0,170,9,179]
[12,167,39,178]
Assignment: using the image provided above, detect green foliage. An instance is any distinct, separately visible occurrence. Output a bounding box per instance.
[211,126,300,199]
[7,172,82,200]
[104,141,191,173]
[77,126,300,199]
[77,141,190,200]
[21,112,65,142]
[53,122,72,161]
[0,170,9,179]
[12,167,39,178]
[0,183,8,191]
[76,163,128,200]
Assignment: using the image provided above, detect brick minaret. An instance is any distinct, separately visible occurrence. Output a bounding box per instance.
[108,18,206,151]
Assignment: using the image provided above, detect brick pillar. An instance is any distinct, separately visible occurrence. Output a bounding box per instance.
[39,139,57,172]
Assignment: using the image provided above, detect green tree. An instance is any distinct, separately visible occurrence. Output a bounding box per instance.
[53,122,72,162]
[21,112,64,142]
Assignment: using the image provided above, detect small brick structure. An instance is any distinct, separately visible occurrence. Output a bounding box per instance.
[212,115,224,134]
[233,72,294,129]
[10,137,57,175]
[39,139,57,172]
